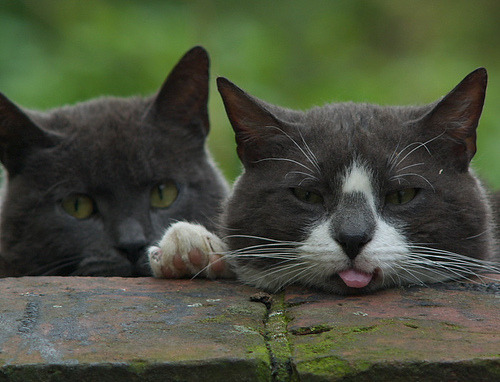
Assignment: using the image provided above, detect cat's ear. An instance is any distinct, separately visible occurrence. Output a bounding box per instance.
[148,46,210,136]
[0,93,55,174]
[422,68,487,172]
[217,77,286,164]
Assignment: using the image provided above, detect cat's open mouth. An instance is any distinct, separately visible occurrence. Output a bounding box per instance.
[337,268,376,289]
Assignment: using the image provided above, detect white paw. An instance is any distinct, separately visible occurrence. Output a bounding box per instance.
[148,221,233,279]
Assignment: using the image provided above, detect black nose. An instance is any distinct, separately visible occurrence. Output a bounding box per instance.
[117,241,148,264]
[331,193,375,260]
[114,218,148,264]
[335,230,373,259]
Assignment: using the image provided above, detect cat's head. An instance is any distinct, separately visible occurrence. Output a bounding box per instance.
[0,46,228,276]
[217,68,496,294]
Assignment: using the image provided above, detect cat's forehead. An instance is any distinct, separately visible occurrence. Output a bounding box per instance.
[32,96,149,134]
[304,102,426,132]
[298,103,430,164]
[26,97,203,190]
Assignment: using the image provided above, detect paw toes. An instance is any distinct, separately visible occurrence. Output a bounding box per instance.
[188,248,208,268]
[208,254,226,274]
[161,265,177,278]
[172,252,188,273]
[149,222,231,279]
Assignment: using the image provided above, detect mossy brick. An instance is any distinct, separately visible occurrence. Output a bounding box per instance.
[1,275,499,381]
[0,277,270,381]
[285,275,500,381]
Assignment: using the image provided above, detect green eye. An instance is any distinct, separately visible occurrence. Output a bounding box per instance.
[385,188,418,205]
[150,182,178,208]
[291,188,323,204]
[61,194,95,219]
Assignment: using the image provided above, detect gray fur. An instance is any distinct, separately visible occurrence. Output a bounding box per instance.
[217,69,498,294]
[0,47,228,276]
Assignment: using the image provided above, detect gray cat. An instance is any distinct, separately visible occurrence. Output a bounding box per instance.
[149,68,499,294]
[0,46,229,277]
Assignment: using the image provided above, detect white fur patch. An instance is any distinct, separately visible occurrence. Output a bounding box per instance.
[148,221,230,279]
[342,162,375,208]
[355,219,409,274]
[300,220,345,267]
[293,217,410,291]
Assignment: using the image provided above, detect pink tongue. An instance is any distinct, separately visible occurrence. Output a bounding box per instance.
[338,269,373,288]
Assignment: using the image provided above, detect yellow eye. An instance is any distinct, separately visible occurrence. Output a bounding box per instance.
[385,188,417,205]
[61,194,95,219]
[150,182,178,208]
[291,188,323,204]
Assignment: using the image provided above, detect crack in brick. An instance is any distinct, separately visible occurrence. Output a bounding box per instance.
[252,292,299,382]
[17,300,40,334]
[290,324,333,336]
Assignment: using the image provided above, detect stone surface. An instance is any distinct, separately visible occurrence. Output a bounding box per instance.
[0,276,499,381]
[285,276,500,381]
[0,277,269,381]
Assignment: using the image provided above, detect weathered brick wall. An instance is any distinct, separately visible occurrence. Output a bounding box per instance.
[1,276,499,381]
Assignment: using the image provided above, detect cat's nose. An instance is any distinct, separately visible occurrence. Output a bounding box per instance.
[117,241,148,264]
[331,194,375,259]
[335,230,373,259]
[114,218,148,264]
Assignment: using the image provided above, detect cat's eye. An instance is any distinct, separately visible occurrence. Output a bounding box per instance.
[150,182,178,209]
[385,188,418,205]
[61,194,95,219]
[291,188,324,205]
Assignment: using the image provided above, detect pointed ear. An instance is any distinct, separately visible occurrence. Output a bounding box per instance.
[423,68,487,171]
[0,93,54,175]
[217,77,286,165]
[148,46,210,136]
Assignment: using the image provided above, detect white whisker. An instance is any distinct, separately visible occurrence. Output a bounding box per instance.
[267,125,322,176]
[395,162,425,173]
[390,173,435,191]
[253,157,316,175]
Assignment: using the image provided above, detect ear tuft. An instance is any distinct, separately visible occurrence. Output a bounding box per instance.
[217,77,284,164]
[0,93,55,174]
[423,68,487,171]
[150,46,210,136]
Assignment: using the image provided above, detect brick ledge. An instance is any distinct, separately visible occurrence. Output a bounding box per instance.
[1,276,499,381]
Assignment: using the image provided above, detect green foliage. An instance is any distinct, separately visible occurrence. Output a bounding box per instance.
[1,0,499,185]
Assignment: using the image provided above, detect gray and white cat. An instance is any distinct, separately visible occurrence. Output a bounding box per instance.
[0,46,229,277]
[149,68,499,294]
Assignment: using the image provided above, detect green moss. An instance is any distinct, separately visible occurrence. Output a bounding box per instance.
[291,324,333,336]
[245,345,272,381]
[227,306,255,316]
[296,355,355,378]
[403,323,419,329]
[348,325,378,333]
[441,322,463,330]
[292,323,388,369]
[264,292,298,381]
[127,359,149,375]
[199,314,228,323]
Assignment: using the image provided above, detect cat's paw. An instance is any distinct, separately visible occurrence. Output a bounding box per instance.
[148,222,233,279]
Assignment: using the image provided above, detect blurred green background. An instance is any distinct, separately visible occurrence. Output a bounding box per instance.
[1,0,499,187]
